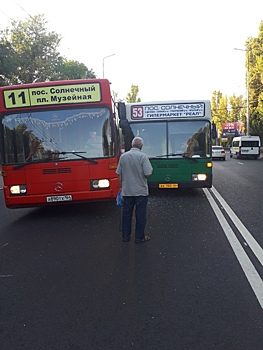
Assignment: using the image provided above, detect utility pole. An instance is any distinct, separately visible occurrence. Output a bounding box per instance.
[102,54,115,78]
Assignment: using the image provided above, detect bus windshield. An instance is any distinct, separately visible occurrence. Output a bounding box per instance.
[2,107,115,164]
[130,120,211,158]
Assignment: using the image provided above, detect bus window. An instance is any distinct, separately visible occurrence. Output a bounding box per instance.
[2,107,114,163]
[130,122,166,157]
[241,140,259,147]
[167,121,210,157]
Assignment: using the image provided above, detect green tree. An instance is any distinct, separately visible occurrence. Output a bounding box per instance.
[126,85,141,103]
[211,90,227,134]
[244,21,263,138]
[228,94,246,124]
[0,14,96,86]
[58,59,96,80]
[211,91,246,140]
[0,14,62,85]
[0,41,19,86]
[210,21,263,139]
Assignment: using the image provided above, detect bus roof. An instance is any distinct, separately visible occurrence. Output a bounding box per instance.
[126,99,211,105]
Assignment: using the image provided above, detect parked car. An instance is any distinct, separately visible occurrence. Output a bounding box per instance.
[212,146,226,160]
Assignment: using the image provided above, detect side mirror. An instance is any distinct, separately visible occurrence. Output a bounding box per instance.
[118,102,126,120]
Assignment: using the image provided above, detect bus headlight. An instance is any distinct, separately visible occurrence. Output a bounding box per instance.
[91,179,110,189]
[10,185,27,195]
[192,174,207,181]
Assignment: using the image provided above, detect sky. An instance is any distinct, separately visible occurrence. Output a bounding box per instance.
[1,0,263,102]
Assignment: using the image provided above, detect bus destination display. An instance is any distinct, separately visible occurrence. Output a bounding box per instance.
[131,102,205,119]
[3,82,102,109]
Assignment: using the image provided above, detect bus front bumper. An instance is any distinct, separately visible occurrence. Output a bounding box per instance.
[148,175,212,189]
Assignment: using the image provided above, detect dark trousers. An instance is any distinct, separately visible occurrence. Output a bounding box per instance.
[122,196,148,241]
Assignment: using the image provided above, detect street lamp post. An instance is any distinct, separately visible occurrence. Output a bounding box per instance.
[234,48,250,135]
[102,54,115,78]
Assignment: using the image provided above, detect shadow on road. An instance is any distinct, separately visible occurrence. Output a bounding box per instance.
[149,187,204,198]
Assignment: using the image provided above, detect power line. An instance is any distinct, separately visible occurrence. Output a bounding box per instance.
[0,9,14,21]
[15,2,34,20]
[0,2,34,24]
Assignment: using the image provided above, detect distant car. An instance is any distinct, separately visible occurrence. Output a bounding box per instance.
[212,146,226,160]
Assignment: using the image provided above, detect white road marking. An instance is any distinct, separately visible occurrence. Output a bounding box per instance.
[211,186,263,266]
[238,162,244,165]
[204,188,263,309]
[0,275,13,278]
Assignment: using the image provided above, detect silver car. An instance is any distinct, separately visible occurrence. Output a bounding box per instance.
[212,146,226,160]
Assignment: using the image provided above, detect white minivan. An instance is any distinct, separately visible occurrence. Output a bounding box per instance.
[230,136,261,159]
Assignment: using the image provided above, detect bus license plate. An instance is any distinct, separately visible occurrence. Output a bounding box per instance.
[46,195,72,202]
[159,184,178,188]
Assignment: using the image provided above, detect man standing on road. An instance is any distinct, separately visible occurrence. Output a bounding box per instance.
[116,137,153,243]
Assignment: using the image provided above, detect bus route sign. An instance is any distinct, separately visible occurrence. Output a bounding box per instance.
[131,102,205,119]
[3,82,102,109]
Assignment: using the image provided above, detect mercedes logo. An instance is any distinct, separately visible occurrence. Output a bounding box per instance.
[165,174,171,182]
[54,182,63,192]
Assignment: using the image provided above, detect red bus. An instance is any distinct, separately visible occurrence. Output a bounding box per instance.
[0,79,121,208]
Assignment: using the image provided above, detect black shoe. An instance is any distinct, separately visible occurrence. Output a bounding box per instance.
[135,235,150,243]
[122,238,130,242]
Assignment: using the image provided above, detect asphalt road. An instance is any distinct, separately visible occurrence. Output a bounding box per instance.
[1,157,263,350]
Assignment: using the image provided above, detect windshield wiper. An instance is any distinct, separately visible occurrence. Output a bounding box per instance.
[57,151,98,164]
[151,152,198,161]
[13,157,65,170]
[154,153,184,158]
[12,151,98,170]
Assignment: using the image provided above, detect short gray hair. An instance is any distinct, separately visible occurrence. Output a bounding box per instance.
[132,137,144,149]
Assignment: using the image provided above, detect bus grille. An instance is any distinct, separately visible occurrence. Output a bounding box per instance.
[43,168,71,174]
